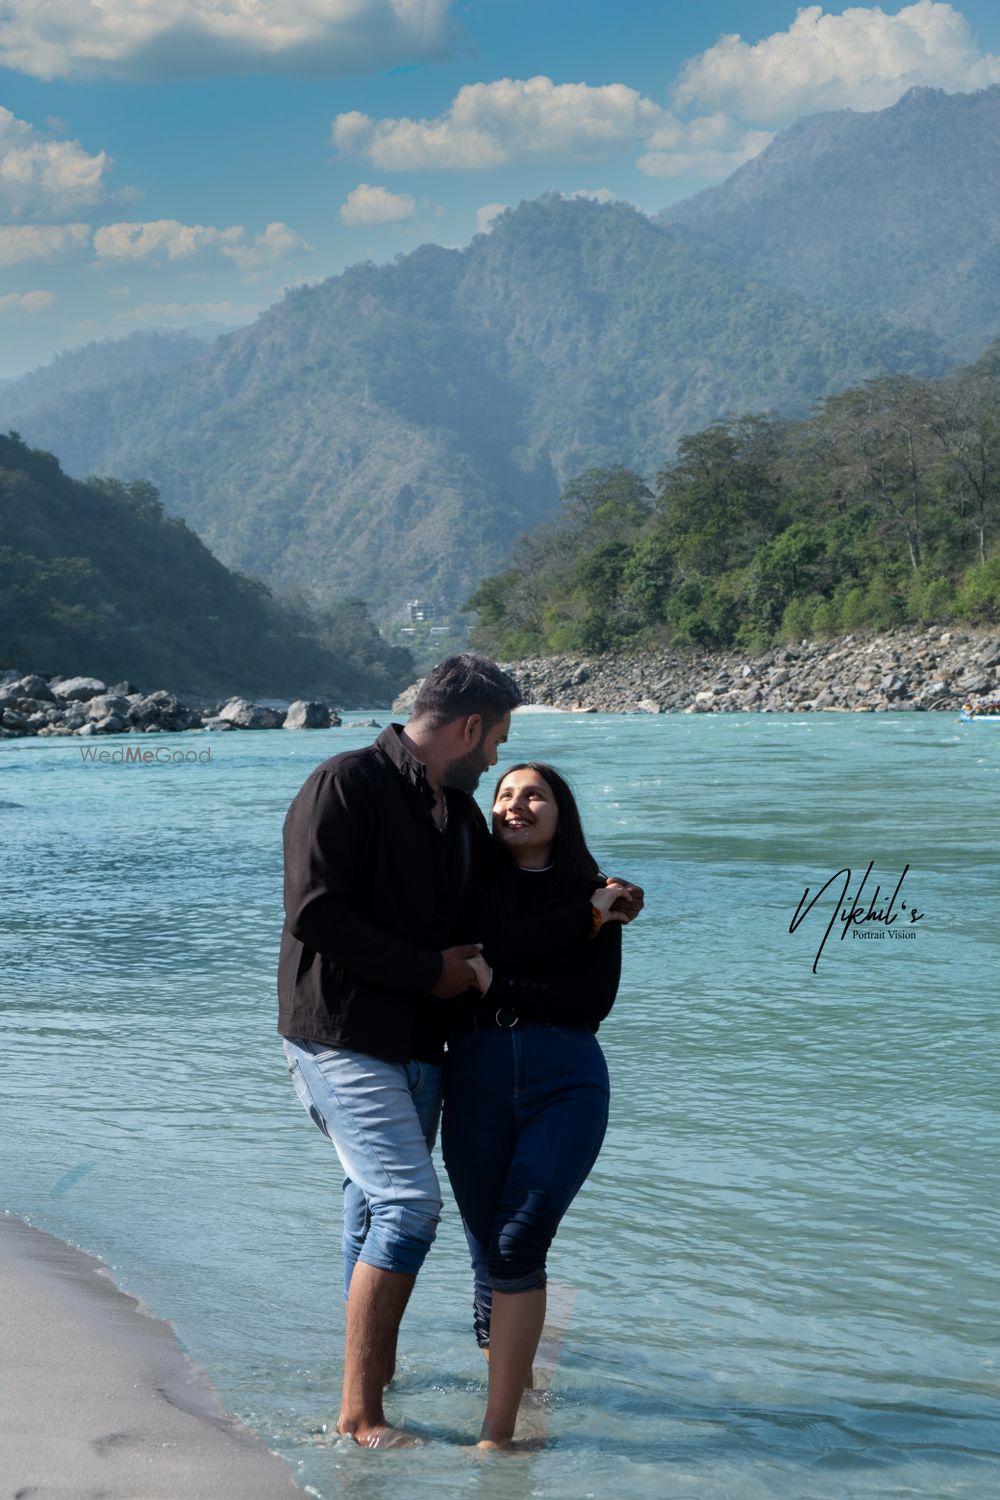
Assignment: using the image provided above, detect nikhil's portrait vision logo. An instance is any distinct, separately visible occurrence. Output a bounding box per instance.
[789,863,925,973]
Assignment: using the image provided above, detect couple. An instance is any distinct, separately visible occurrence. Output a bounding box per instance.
[277,655,640,1449]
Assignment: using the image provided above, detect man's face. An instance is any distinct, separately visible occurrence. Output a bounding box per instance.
[442,711,510,793]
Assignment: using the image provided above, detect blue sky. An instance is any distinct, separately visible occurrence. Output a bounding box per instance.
[1,0,999,377]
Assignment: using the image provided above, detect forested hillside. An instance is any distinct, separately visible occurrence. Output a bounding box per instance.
[0,433,412,702]
[0,196,945,617]
[468,346,1000,656]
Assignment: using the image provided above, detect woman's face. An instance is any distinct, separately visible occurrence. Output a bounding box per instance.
[491,768,559,867]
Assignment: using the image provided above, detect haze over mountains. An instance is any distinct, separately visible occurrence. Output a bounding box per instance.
[663,85,1000,362]
[1,84,996,618]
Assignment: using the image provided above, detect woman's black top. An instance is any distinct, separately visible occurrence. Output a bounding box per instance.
[456,862,622,1034]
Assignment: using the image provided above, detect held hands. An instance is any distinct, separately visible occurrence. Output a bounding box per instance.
[432,944,485,997]
[467,954,493,995]
[602,877,645,922]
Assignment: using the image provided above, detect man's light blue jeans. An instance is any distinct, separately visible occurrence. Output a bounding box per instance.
[283,1037,443,1282]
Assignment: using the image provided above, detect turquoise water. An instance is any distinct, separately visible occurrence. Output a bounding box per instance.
[2,712,998,1498]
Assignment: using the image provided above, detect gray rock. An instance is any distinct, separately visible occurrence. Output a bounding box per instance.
[1,709,29,731]
[351,718,379,728]
[217,697,284,729]
[128,691,200,732]
[92,713,128,734]
[17,674,56,702]
[635,698,662,713]
[75,721,100,736]
[200,716,238,732]
[959,674,991,694]
[86,694,130,721]
[392,679,424,716]
[284,700,332,729]
[52,676,106,702]
[108,680,141,697]
[977,643,1000,669]
[880,672,908,697]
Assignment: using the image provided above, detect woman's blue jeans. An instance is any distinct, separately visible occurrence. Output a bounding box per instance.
[442,1021,610,1348]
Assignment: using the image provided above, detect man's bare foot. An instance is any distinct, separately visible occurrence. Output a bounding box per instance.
[338,1422,421,1449]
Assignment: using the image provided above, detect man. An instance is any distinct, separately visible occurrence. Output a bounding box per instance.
[278,654,640,1446]
[278,655,523,1447]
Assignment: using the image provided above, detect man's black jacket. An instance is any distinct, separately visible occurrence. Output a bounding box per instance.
[277,725,591,1064]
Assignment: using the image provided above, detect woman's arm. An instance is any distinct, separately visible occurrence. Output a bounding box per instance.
[486,921,622,1030]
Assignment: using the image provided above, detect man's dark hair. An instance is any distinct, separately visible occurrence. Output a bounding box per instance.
[412,653,522,727]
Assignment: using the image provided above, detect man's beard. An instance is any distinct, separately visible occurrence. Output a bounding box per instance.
[442,745,487,793]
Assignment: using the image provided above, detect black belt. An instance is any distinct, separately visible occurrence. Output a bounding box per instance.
[450,1002,526,1035]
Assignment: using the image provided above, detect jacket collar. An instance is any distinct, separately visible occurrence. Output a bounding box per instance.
[376,723,434,797]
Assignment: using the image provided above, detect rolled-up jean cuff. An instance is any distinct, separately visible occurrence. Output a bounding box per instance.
[489,1268,547,1293]
[358,1220,438,1276]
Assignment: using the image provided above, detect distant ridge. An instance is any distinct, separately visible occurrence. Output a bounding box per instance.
[662,84,1000,360]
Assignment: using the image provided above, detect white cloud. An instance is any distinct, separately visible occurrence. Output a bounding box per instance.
[340,183,416,226]
[0,0,457,81]
[0,105,110,216]
[638,116,773,179]
[476,201,507,233]
[116,300,261,325]
[0,222,91,267]
[0,288,55,313]
[675,2,1000,123]
[221,220,313,268]
[93,218,310,266]
[333,76,666,169]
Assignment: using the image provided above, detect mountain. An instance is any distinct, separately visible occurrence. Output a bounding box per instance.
[662,85,1000,361]
[0,329,209,420]
[0,195,946,616]
[0,433,412,703]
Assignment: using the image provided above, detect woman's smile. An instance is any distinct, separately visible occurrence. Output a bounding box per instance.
[492,769,559,866]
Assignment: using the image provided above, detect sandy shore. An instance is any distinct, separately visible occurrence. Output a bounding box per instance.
[0,1213,301,1498]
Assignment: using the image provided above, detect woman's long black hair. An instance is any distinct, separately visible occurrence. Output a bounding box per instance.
[490,761,600,887]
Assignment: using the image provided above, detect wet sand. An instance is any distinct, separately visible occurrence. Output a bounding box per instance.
[0,1213,301,1498]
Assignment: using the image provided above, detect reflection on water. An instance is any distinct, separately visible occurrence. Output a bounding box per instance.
[2,713,998,1497]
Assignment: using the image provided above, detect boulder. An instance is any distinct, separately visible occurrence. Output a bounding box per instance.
[1,709,29,732]
[284,700,332,730]
[16,674,56,702]
[86,694,131,721]
[351,718,379,728]
[200,716,237,732]
[217,697,285,729]
[52,676,106,702]
[108,680,141,697]
[128,691,201,732]
[392,679,424,716]
[92,713,128,734]
[635,698,662,714]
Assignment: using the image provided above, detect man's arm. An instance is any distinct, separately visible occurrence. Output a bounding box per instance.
[283,765,446,993]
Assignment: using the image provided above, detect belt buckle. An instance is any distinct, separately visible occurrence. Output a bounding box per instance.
[495,1007,519,1030]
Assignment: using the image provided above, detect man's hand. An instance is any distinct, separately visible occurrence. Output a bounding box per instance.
[603,877,645,922]
[431,944,484,997]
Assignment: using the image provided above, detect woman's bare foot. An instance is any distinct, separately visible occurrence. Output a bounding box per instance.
[337,1421,421,1448]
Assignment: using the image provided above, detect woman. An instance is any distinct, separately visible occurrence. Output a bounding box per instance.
[442,762,629,1449]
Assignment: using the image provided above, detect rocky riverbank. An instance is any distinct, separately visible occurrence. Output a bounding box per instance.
[0,671,378,739]
[393,626,1000,716]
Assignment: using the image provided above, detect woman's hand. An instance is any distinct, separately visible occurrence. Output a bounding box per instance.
[591,883,628,924]
[468,954,494,995]
[602,878,645,922]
